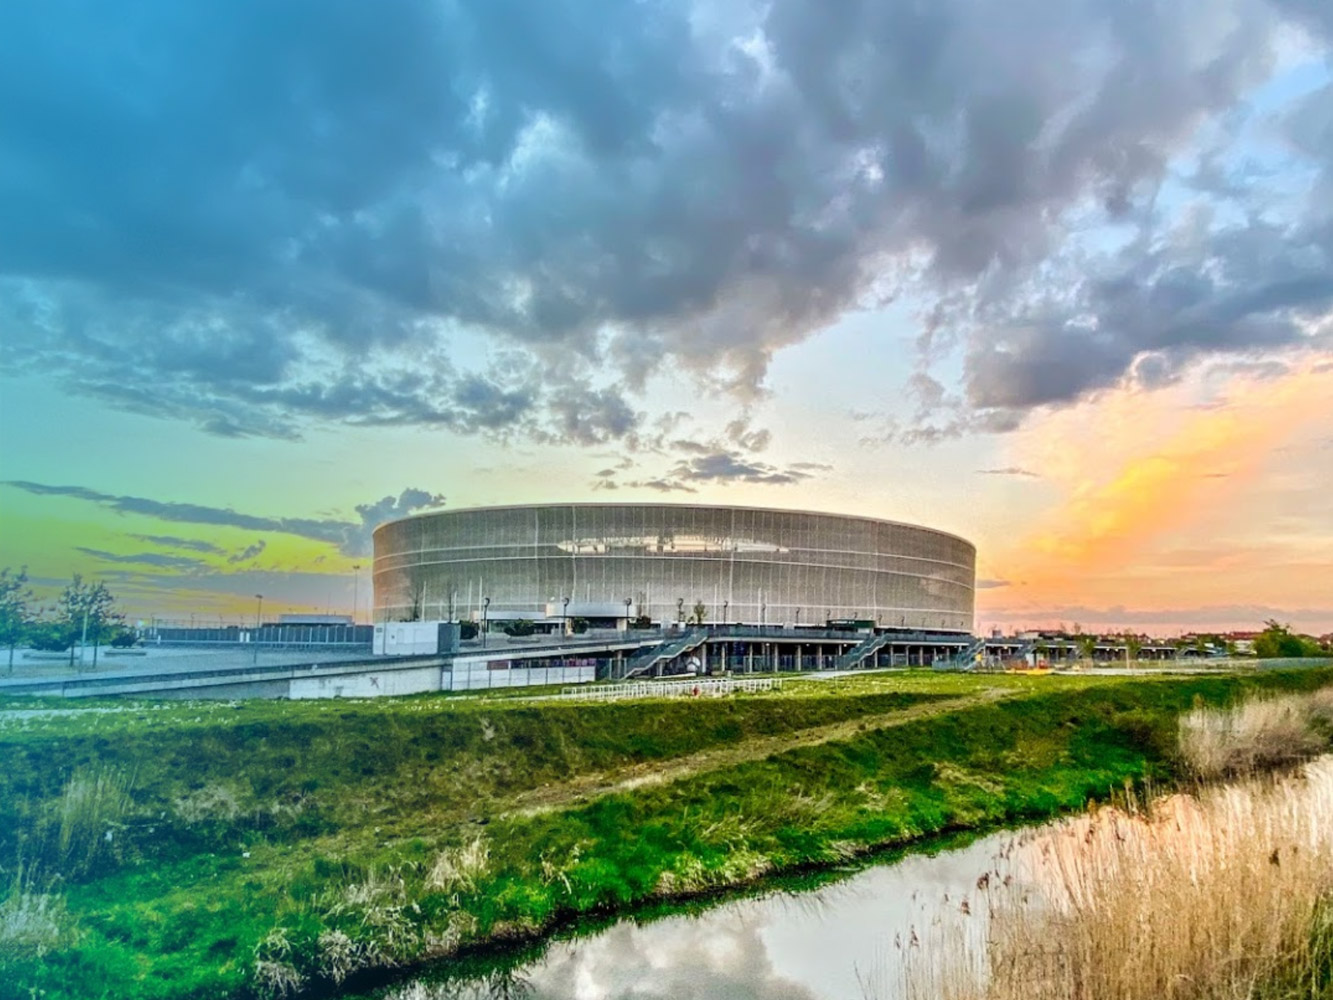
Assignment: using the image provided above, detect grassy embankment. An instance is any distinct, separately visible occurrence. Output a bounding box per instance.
[901,685,1333,1000]
[2,667,1332,999]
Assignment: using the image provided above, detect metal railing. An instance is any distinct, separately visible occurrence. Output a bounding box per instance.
[558,677,782,701]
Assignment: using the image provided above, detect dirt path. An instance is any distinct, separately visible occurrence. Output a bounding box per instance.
[505,688,1015,818]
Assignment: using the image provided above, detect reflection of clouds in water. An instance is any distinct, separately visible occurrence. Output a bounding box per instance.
[532,919,820,1000]
[387,969,534,1000]
[384,831,1032,1000]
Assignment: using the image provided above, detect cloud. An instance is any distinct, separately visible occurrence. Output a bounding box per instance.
[4,480,444,556]
[227,539,267,565]
[129,534,226,554]
[976,467,1040,478]
[2,0,1330,444]
[73,547,213,572]
[670,451,817,486]
[977,578,1012,589]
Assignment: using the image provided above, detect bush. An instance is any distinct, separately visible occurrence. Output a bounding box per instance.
[108,629,138,648]
[502,620,535,637]
[458,622,478,640]
[569,617,589,635]
[26,623,71,652]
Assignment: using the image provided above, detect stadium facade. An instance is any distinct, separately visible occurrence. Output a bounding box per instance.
[372,503,975,633]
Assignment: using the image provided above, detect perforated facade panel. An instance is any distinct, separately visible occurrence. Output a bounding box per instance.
[372,504,975,632]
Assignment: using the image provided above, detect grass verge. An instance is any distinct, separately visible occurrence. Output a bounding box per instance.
[2,669,1331,999]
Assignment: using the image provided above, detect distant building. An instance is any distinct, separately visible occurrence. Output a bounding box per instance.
[372,503,976,633]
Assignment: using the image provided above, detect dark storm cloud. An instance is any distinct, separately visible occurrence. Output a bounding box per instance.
[4,481,444,556]
[1,0,1331,440]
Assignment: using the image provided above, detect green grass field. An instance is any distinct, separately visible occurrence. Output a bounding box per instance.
[2,667,1331,999]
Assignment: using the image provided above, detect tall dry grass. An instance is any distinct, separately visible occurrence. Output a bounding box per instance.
[1179,688,1333,779]
[904,756,1333,1000]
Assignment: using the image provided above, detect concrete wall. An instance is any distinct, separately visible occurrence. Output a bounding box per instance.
[289,664,444,699]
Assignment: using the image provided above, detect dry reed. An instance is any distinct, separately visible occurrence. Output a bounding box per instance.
[905,756,1333,1000]
[1179,688,1333,779]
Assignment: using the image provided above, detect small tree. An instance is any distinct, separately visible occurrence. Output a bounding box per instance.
[690,601,708,626]
[1125,636,1143,664]
[57,575,121,670]
[1076,634,1098,662]
[0,567,34,674]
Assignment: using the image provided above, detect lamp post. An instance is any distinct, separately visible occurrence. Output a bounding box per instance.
[722,600,728,625]
[562,596,570,638]
[253,594,264,665]
[677,597,684,625]
[625,597,633,630]
[352,564,361,625]
[482,597,490,649]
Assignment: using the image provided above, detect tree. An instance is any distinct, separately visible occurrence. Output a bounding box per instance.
[57,575,121,670]
[1254,620,1312,659]
[1125,636,1143,663]
[690,601,708,626]
[402,573,426,622]
[0,567,34,674]
[1076,634,1098,662]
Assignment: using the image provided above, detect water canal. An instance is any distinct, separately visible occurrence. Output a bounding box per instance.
[342,828,1013,1000]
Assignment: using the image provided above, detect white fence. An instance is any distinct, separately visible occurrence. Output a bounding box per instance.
[557,677,782,701]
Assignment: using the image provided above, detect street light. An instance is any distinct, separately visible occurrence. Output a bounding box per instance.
[624,597,633,629]
[562,596,570,638]
[351,564,361,625]
[677,597,684,624]
[253,594,264,665]
[722,600,728,624]
[482,597,490,649]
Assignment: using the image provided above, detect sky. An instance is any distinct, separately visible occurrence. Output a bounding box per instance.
[1,0,1331,635]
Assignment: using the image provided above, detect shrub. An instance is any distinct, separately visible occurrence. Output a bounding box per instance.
[26,623,71,652]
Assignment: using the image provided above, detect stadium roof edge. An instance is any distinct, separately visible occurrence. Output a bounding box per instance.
[371,502,975,551]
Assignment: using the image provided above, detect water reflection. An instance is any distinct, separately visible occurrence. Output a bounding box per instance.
[371,832,1016,1000]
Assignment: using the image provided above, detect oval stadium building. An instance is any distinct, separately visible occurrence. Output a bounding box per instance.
[373,504,975,633]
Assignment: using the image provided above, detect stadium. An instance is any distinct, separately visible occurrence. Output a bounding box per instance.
[372,503,975,634]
